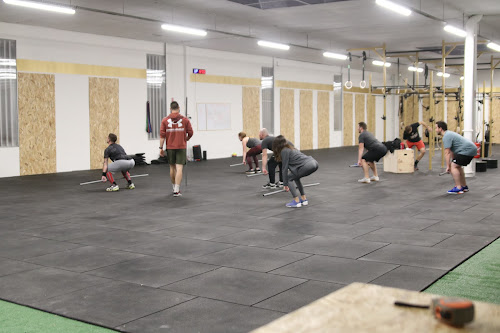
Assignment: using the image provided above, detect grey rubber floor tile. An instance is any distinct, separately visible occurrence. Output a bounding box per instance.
[88,256,218,288]
[0,258,42,277]
[354,215,441,231]
[127,237,235,259]
[369,265,447,291]
[210,229,313,249]
[156,223,247,240]
[275,209,370,223]
[36,281,194,328]
[95,218,184,232]
[356,228,453,247]
[270,255,398,284]
[292,222,380,238]
[254,280,345,313]
[69,229,170,250]
[0,267,109,303]
[281,236,388,259]
[433,234,497,252]
[192,246,310,272]
[0,237,82,260]
[424,221,500,237]
[163,267,305,306]
[20,223,115,241]
[360,244,473,270]
[415,211,492,223]
[117,297,283,333]
[26,246,145,273]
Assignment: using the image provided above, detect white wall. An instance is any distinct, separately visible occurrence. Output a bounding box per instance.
[0,148,20,178]
[55,74,90,172]
[186,47,270,159]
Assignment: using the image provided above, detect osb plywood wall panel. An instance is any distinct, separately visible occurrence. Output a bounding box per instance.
[18,73,56,176]
[89,77,119,169]
[435,97,444,124]
[343,93,353,146]
[493,98,500,144]
[317,91,330,149]
[300,90,313,150]
[242,87,260,138]
[354,94,365,144]
[401,96,418,139]
[280,89,295,143]
[367,95,376,137]
[447,100,458,133]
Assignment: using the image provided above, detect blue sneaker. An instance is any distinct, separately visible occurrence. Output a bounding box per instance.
[462,186,469,192]
[285,200,302,208]
[447,186,464,195]
[300,198,309,206]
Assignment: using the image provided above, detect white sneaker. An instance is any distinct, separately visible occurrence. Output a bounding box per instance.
[358,178,371,183]
[370,176,380,181]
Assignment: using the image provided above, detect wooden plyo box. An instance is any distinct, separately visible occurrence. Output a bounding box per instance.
[383,149,414,173]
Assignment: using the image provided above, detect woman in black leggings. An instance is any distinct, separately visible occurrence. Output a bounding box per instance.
[272,135,319,208]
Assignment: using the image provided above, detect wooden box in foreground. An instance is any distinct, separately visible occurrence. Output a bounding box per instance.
[384,149,414,173]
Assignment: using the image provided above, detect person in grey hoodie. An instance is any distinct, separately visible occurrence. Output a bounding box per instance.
[272,135,319,208]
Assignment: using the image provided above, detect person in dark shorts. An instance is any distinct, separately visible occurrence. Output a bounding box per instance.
[272,135,318,208]
[436,121,477,194]
[159,101,194,197]
[101,133,135,192]
[357,122,387,183]
[238,132,262,174]
[402,121,430,170]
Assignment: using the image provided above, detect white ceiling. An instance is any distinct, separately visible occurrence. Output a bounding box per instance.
[0,0,499,71]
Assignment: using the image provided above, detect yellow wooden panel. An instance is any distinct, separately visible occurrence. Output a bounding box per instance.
[421,97,430,143]
[492,98,500,144]
[435,97,444,123]
[354,94,365,144]
[280,89,295,143]
[343,93,353,146]
[190,73,260,86]
[89,77,120,169]
[18,73,56,176]
[17,59,146,79]
[367,95,376,138]
[300,90,313,150]
[276,80,333,91]
[242,87,261,138]
[317,91,330,149]
[447,100,459,133]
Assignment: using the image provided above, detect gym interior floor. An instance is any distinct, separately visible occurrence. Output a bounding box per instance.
[0,146,499,333]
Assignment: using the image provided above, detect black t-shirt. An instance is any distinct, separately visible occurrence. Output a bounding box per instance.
[261,136,294,152]
[403,123,421,142]
[104,143,130,162]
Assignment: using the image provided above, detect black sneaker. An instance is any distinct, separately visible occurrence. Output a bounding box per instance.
[262,183,277,189]
[255,168,262,173]
[245,169,255,174]
[276,181,284,188]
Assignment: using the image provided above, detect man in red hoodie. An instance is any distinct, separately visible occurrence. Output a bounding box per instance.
[159,101,194,197]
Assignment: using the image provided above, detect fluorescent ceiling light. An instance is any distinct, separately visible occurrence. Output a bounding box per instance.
[487,42,500,52]
[161,23,207,36]
[323,52,348,60]
[437,72,450,78]
[3,0,75,14]
[444,25,466,38]
[372,60,391,67]
[375,0,411,16]
[408,66,423,72]
[257,40,290,51]
[460,76,464,80]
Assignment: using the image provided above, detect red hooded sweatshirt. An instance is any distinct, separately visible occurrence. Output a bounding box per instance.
[160,112,193,149]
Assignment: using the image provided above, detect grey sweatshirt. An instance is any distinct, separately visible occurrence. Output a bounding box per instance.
[280,147,315,186]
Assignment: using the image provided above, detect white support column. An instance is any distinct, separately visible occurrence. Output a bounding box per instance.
[463,15,482,177]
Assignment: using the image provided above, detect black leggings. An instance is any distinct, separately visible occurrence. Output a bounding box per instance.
[288,160,319,198]
[268,156,283,183]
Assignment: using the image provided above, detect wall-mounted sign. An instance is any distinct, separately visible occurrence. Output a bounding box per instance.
[193,68,206,74]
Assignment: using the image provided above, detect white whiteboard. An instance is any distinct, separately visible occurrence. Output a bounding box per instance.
[197,103,231,131]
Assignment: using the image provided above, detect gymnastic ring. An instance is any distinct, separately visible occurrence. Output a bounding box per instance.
[360,80,367,89]
[344,81,353,89]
